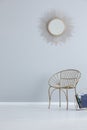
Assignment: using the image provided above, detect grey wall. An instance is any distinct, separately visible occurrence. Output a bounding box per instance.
[0,0,87,102]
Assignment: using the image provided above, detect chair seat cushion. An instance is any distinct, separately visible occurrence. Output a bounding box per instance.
[53,84,74,89]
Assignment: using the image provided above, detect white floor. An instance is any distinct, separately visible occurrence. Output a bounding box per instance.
[0,102,87,130]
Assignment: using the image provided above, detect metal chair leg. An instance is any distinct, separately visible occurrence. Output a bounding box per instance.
[66,89,68,110]
[59,89,61,107]
[48,87,51,109]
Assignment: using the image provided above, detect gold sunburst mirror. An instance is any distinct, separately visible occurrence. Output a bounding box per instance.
[39,11,73,45]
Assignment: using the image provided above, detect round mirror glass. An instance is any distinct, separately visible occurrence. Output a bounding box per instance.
[48,18,65,36]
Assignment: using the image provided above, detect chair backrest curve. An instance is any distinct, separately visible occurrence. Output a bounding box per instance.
[48,69,81,88]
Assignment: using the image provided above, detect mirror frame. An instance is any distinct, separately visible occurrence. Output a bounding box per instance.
[39,11,73,45]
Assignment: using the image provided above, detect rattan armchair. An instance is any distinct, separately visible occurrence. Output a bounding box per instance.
[48,69,81,110]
